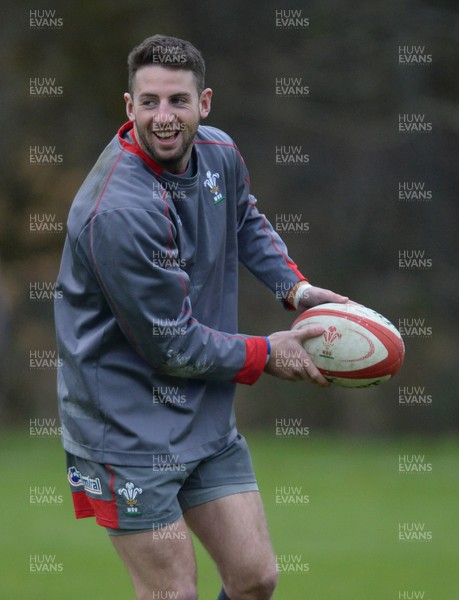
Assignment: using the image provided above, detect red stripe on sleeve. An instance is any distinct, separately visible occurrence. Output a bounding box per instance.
[285,258,305,281]
[233,337,268,385]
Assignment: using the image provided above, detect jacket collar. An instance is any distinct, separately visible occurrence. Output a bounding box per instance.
[117,121,164,175]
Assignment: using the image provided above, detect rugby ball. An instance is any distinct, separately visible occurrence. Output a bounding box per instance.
[291,302,405,388]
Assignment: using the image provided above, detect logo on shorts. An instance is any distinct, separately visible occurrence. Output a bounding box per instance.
[118,481,143,516]
[67,466,102,495]
[204,170,225,204]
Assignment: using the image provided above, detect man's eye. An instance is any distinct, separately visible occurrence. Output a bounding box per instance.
[142,100,156,107]
[172,98,186,105]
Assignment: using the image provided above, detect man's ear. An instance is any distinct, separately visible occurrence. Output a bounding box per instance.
[124,92,135,122]
[199,88,213,120]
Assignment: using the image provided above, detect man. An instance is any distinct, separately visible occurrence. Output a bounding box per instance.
[55,35,347,600]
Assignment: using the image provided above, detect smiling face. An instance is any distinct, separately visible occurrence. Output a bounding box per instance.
[124,66,212,174]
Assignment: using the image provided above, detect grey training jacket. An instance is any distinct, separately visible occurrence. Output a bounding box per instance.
[55,121,305,466]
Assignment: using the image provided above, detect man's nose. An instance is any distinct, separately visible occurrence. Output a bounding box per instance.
[156,104,176,124]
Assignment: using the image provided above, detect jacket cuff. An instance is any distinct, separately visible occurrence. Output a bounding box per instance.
[233,337,269,385]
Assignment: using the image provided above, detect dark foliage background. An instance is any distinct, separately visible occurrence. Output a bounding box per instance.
[1,0,458,434]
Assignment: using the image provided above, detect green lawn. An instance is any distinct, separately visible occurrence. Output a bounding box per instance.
[1,431,457,599]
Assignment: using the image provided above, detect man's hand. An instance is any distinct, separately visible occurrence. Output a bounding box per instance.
[264,327,329,386]
[293,283,348,312]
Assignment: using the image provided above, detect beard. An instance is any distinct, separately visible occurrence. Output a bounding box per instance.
[136,121,199,173]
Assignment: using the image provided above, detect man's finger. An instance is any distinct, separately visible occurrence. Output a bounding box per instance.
[300,287,349,308]
[294,326,325,341]
[291,328,330,386]
[329,292,349,303]
[306,365,330,387]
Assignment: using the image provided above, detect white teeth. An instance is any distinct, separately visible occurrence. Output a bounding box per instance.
[154,130,177,139]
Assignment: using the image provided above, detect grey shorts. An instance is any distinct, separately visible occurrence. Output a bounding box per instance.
[66,433,258,535]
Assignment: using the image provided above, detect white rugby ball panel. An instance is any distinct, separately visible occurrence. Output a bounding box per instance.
[291,302,405,387]
[295,316,386,371]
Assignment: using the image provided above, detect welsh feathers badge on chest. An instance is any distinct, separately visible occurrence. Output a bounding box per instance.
[204,170,225,205]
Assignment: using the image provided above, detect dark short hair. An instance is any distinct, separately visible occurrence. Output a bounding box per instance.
[127,34,206,96]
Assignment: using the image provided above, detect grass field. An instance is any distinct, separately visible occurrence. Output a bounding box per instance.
[1,430,458,599]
